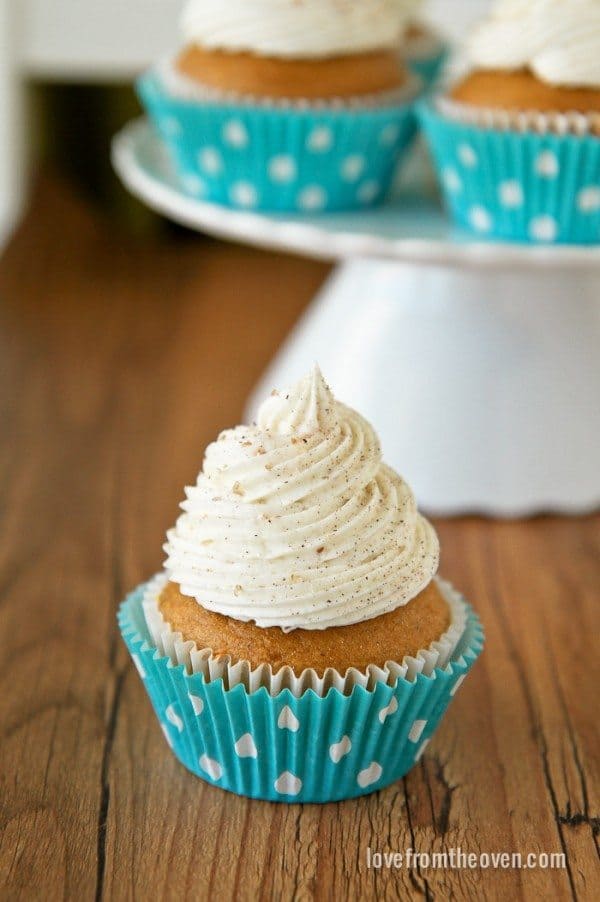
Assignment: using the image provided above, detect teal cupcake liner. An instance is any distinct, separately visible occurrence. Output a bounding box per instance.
[118,579,483,803]
[137,66,418,213]
[406,45,448,91]
[419,100,600,244]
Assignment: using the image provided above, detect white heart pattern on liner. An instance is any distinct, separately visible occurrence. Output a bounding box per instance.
[165,704,184,733]
[277,706,300,732]
[415,738,430,762]
[161,723,174,748]
[274,771,303,796]
[234,733,258,759]
[408,719,427,743]
[188,693,204,716]
[199,754,222,780]
[378,696,398,724]
[357,761,383,788]
[329,735,352,763]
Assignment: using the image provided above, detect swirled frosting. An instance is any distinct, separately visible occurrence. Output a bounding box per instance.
[468,0,600,89]
[164,366,439,631]
[180,0,413,59]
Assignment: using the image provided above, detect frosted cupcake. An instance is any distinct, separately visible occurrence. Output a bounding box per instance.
[420,0,600,243]
[138,0,421,212]
[119,367,483,802]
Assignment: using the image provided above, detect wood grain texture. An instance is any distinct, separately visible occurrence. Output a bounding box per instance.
[0,179,598,902]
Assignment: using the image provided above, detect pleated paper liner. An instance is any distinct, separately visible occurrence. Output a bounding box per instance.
[435,96,600,136]
[142,573,468,695]
[419,98,600,244]
[136,61,420,213]
[119,578,483,802]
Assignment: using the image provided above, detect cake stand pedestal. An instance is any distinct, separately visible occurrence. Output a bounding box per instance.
[112,119,600,516]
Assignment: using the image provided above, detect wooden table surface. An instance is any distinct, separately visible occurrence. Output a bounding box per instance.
[1,180,598,902]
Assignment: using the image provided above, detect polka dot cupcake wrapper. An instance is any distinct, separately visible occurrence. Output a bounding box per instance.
[118,580,483,803]
[137,68,418,213]
[142,573,468,697]
[419,100,600,244]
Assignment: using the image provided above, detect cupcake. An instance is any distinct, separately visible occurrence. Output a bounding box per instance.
[138,0,422,212]
[401,1,448,89]
[119,367,483,802]
[419,0,600,243]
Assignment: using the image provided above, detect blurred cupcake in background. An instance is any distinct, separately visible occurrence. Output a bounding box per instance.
[453,0,600,125]
[139,0,422,212]
[420,0,600,244]
[119,366,483,803]
[401,0,449,90]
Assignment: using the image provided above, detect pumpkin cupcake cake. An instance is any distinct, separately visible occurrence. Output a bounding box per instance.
[138,0,422,211]
[420,0,600,243]
[119,366,483,802]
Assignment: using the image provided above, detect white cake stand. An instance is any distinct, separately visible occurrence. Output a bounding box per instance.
[112,119,600,517]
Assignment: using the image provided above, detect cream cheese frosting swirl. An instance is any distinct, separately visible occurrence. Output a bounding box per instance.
[468,0,600,89]
[180,0,413,59]
[164,366,439,631]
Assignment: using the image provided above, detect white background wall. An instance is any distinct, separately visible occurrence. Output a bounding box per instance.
[18,0,493,79]
[427,0,493,41]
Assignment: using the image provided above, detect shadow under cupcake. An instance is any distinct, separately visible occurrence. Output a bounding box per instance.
[119,366,483,802]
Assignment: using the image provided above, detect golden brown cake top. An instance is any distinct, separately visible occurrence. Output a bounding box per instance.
[175,47,408,99]
[159,579,450,674]
[450,68,600,114]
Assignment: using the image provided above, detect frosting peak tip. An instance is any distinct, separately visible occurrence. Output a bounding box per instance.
[165,359,439,630]
[257,366,339,435]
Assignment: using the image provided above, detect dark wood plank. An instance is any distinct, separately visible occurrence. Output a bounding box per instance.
[0,178,598,902]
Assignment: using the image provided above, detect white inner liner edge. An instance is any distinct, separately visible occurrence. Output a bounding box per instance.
[142,573,468,697]
[436,95,600,136]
